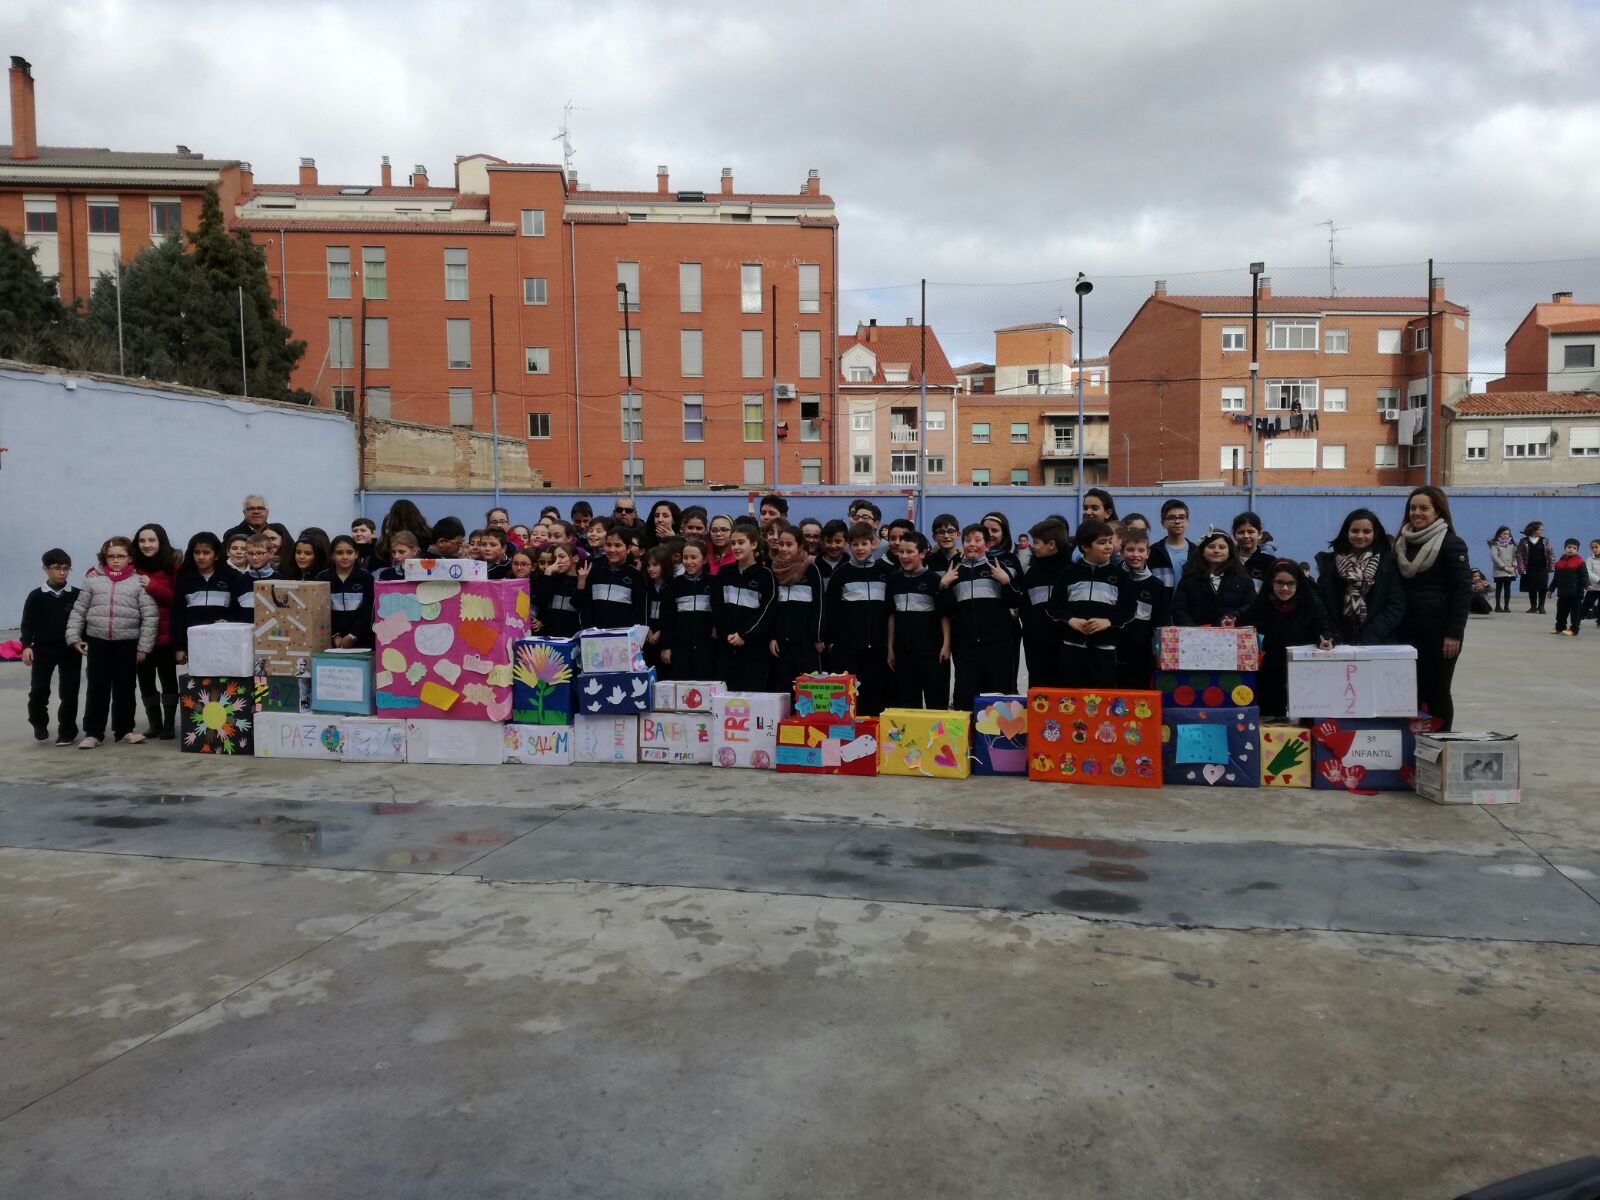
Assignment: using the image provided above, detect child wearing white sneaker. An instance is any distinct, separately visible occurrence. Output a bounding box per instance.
[65,537,158,748]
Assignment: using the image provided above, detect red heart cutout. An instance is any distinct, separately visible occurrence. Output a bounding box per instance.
[1312,721,1356,760]
[1264,773,1276,784]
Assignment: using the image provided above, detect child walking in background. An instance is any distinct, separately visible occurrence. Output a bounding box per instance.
[1248,560,1336,719]
[660,539,717,680]
[1551,538,1588,636]
[320,535,375,649]
[1114,524,1167,689]
[886,531,950,708]
[67,537,158,748]
[21,548,81,745]
[1172,533,1255,627]
[768,523,824,693]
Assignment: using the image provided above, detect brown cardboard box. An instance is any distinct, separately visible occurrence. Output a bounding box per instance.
[253,581,331,677]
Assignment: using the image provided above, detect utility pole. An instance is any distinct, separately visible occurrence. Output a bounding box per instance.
[1248,261,1264,507]
[770,282,778,489]
[1425,258,1434,488]
[114,257,125,377]
[917,278,927,523]
[489,293,500,505]
[238,286,248,397]
[1074,274,1093,512]
[618,281,635,499]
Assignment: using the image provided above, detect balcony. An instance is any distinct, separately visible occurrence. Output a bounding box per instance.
[889,470,920,486]
[889,426,918,444]
[1039,424,1109,460]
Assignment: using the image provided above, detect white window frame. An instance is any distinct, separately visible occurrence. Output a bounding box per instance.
[149,199,182,239]
[1375,444,1400,469]
[1010,421,1030,443]
[618,328,642,377]
[326,245,351,299]
[520,209,545,237]
[924,454,946,475]
[448,387,473,427]
[1564,344,1596,370]
[1264,379,1319,411]
[741,330,763,379]
[87,200,119,235]
[680,329,703,378]
[1268,320,1318,351]
[971,422,991,444]
[1321,443,1347,470]
[798,329,821,378]
[925,410,946,432]
[1503,427,1551,460]
[1377,328,1402,355]
[851,454,873,476]
[1413,326,1430,352]
[1221,326,1246,352]
[1377,387,1401,417]
[1220,386,1245,412]
[622,459,645,490]
[444,247,468,301]
[890,452,918,476]
[798,263,820,314]
[328,316,354,368]
[679,262,701,313]
[446,318,471,369]
[363,317,389,369]
[616,261,640,311]
[743,458,765,485]
[682,457,706,485]
[527,412,552,440]
[682,395,704,443]
[1009,467,1030,485]
[620,392,643,443]
[1219,444,1246,471]
[523,277,548,306]
[800,458,822,485]
[1323,327,1348,354]
[1322,386,1348,412]
[525,346,550,375]
[1463,428,1489,461]
[361,246,386,299]
[1568,425,1600,457]
[847,366,873,383]
[742,396,764,442]
[740,263,763,313]
[971,469,991,486]
[850,411,873,432]
[800,395,822,442]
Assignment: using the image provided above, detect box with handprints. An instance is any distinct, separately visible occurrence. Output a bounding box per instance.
[187,621,255,678]
[1152,670,1257,711]
[1160,706,1260,788]
[403,718,503,765]
[1259,723,1313,787]
[311,649,374,716]
[253,712,344,760]
[179,676,255,755]
[1286,644,1418,720]
[775,717,879,775]
[574,714,639,764]
[504,724,574,766]
[403,557,487,582]
[339,717,407,763]
[253,580,331,676]
[1157,626,1261,672]
[254,674,310,714]
[791,674,858,720]
[1025,689,1162,788]
[579,625,648,674]
[511,637,578,725]
[1414,732,1520,806]
[577,669,655,715]
[878,709,971,780]
[711,692,791,769]
[973,694,1028,775]
[373,579,531,722]
[1310,716,1424,792]
[640,713,715,764]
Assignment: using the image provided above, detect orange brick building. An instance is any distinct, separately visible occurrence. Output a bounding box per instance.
[1485,291,1600,393]
[1108,278,1468,487]
[838,320,958,486]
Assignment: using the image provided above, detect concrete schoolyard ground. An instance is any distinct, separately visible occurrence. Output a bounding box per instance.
[0,610,1597,1199]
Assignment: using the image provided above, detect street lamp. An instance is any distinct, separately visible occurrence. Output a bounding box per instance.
[1248,261,1264,508]
[618,282,635,499]
[1074,273,1093,512]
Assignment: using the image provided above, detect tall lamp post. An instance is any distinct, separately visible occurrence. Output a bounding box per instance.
[1074,273,1093,512]
[618,282,635,500]
[1248,261,1264,508]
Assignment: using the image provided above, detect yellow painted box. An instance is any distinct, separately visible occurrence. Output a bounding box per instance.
[877,709,972,780]
[1260,723,1313,788]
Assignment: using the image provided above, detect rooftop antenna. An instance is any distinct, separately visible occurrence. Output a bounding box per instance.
[1317,218,1347,296]
[552,100,588,179]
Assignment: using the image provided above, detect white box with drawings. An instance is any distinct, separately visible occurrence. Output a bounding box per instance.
[187,622,256,678]
[1287,644,1417,720]
[402,719,499,765]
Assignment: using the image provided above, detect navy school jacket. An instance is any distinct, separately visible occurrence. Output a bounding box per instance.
[1019,550,1070,646]
[773,562,825,648]
[318,566,375,648]
[581,559,647,628]
[1115,568,1170,662]
[1046,558,1135,649]
[1171,568,1256,627]
[823,557,894,650]
[532,573,582,638]
[660,572,717,657]
[713,559,776,643]
[172,569,241,654]
[945,558,1021,647]
[887,567,948,655]
[1148,538,1197,590]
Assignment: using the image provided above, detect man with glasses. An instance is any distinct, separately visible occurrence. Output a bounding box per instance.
[612,498,639,528]
[224,495,271,544]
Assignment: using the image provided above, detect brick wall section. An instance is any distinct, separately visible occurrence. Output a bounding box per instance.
[361,417,543,492]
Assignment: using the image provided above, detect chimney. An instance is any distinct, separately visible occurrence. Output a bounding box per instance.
[905,317,913,326]
[1553,291,1574,304]
[380,155,392,187]
[567,170,577,191]
[866,318,878,344]
[657,164,669,194]
[1430,276,1446,305]
[1257,276,1272,300]
[721,166,734,196]
[298,156,317,187]
[411,163,428,187]
[238,161,253,193]
[9,56,37,161]
[806,168,820,197]
[1153,279,1167,297]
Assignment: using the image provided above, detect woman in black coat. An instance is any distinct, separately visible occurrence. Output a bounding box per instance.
[1516,521,1552,614]
[1393,486,1472,731]
[1171,532,1256,626]
[1248,559,1336,719]
[1314,508,1407,645]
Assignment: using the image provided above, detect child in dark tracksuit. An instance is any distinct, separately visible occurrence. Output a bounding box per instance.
[1551,539,1588,636]
[714,528,776,691]
[173,532,242,670]
[1114,527,1168,690]
[942,524,1020,714]
[660,541,718,681]
[1048,520,1134,689]
[1019,518,1071,690]
[823,522,894,716]
[21,548,81,744]
[887,533,951,708]
[320,536,376,650]
[768,525,824,694]
[1172,533,1256,626]
[580,529,648,629]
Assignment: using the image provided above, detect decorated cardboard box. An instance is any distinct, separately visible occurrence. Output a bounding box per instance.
[311,649,375,716]
[640,713,716,764]
[878,709,972,780]
[574,714,639,764]
[1414,732,1520,806]
[1310,715,1436,792]
[1260,723,1313,787]
[577,669,655,716]
[403,557,487,582]
[791,674,858,720]
[253,580,331,677]
[511,637,579,725]
[403,718,504,766]
[775,717,879,775]
[373,579,531,722]
[1025,689,1162,787]
[1287,644,1419,720]
[179,676,255,755]
[1160,706,1261,788]
[659,680,721,713]
[1157,626,1261,673]
[1153,670,1258,711]
[579,626,649,674]
[254,712,344,760]
[339,717,407,763]
[711,692,791,769]
[504,724,575,766]
[254,674,310,714]
[973,694,1028,776]
[187,621,255,678]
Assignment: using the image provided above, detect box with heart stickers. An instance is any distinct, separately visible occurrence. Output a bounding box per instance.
[1160,706,1260,788]
[1260,723,1313,787]
[577,669,656,716]
[1025,689,1163,788]
[973,694,1028,775]
[1310,714,1439,792]
[878,709,971,779]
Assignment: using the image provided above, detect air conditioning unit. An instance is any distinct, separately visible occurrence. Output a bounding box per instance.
[774,384,797,401]
[1381,408,1400,421]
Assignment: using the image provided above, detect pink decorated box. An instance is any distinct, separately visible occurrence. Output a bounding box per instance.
[1157,626,1261,672]
[373,579,531,722]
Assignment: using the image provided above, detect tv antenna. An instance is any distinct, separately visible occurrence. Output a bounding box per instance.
[1317,218,1347,296]
[553,100,589,179]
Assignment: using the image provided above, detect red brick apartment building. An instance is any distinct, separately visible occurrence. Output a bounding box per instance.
[1108,278,1468,487]
[1485,291,1600,393]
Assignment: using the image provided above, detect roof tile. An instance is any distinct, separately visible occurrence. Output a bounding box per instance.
[1158,293,1469,317]
[1450,391,1600,416]
[836,326,957,387]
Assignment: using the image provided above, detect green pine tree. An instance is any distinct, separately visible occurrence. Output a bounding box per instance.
[0,227,70,362]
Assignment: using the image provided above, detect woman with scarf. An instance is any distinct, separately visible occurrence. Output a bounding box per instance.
[1248,559,1336,719]
[767,521,825,693]
[1516,520,1552,614]
[1315,508,1407,645]
[1394,487,1472,730]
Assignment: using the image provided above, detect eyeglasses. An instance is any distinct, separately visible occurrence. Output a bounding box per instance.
[615,506,635,514]
[245,506,267,513]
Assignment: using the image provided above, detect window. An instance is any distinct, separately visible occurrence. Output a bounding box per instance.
[971,469,991,486]
[1503,426,1551,459]
[883,366,910,383]
[1264,439,1318,469]
[326,386,353,415]
[617,261,640,311]
[527,412,551,439]
[1268,320,1317,350]
[620,393,643,442]
[1010,468,1030,485]
[361,247,386,299]
[1377,387,1401,416]
[891,452,918,477]
[1026,368,1041,386]
[1407,444,1428,468]
[1377,328,1401,355]
[1321,444,1347,470]
[446,318,471,369]
[800,395,822,441]
[851,410,873,431]
[683,457,705,484]
[1324,327,1348,354]
[741,330,763,379]
[1221,326,1247,352]
[448,388,473,427]
[24,204,56,233]
[328,317,354,368]
[365,387,391,420]
[520,209,545,237]
[1322,386,1348,412]
[971,422,991,444]
[743,396,764,441]
[1569,426,1600,456]
[1413,326,1430,352]
[363,317,388,369]
[525,347,549,375]
[798,263,820,314]
[800,458,822,485]
[1049,422,1075,451]
[618,329,642,377]
[326,246,351,299]
[522,277,547,305]
[682,396,704,442]
[852,454,873,476]
[1010,421,1030,443]
[623,459,644,490]
[87,202,119,234]
[743,458,764,485]
[1219,444,1246,471]
[1374,445,1399,469]
[926,410,946,431]
[798,330,821,378]
[1220,386,1245,412]
[1463,428,1489,461]
[925,454,945,475]
[444,248,468,300]
[890,409,918,442]
[1264,379,1319,410]
[1564,344,1597,369]
[680,329,703,377]
[679,262,701,313]
[149,200,182,237]
[847,366,873,382]
[741,264,763,312]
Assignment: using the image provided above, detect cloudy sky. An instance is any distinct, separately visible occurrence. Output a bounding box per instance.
[8,0,1600,372]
